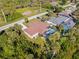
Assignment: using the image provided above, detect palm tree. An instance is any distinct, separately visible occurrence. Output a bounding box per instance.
[0,0,16,23]
[0,1,7,23]
[1,9,7,23]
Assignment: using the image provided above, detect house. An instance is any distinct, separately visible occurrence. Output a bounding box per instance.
[47,16,75,29]
[63,18,75,29]
[58,11,70,17]
[23,20,49,39]
[65,4,77,14]
[47,16,70,26]
[44,28,56,39]
[58,3,77,16]
[61,19,75,35]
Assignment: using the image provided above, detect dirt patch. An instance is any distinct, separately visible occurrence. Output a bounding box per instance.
[22,11,32,16]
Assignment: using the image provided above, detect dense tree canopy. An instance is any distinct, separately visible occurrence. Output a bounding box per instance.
[0,0,79,59]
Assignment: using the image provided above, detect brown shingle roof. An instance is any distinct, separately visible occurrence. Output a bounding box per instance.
[24,20,49,36]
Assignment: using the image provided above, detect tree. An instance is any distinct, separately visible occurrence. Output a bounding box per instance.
[72,50,79,59]
[0,1,7,23]
[60,0,67,5]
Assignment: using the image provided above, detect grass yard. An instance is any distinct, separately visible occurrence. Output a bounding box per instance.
[0,18,6,26]
[16,7,34,13]
[0,17,23,27]
[0,12,23,26]
[16,7,47,17]
[6,12,23,22]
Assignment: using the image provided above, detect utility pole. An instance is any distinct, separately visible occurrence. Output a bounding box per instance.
[40,1,42,12]
[1,9,7,23]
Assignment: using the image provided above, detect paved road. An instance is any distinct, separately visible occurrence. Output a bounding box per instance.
[28,12,48,20]
[59,3,76,8]
[0,19,25,31]
[62,3,73,8]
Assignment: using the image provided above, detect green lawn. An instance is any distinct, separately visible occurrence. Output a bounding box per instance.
[0,18,6,26]
[0,12,23,26]
[16,7,34,13]
[16,7,47,17]
[0,17,25,27]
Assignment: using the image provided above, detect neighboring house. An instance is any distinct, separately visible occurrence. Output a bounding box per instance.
[47,16,75,30]
[62,18,75,31]
[59,4,77,16]
[47,16,70,26]
[65,5,77,14]
[23,20,49,39]
[44,28,56,39]
[58,3,77,17]
[58,11,70,17]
